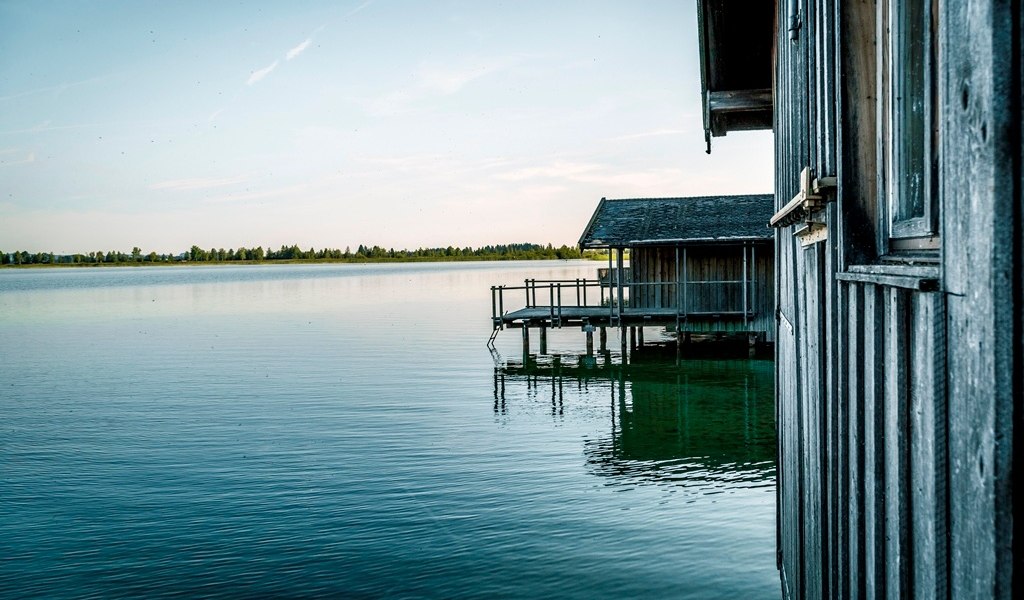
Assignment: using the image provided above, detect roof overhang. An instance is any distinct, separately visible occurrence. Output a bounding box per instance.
[697,0,775,152]
[627,236,773,246]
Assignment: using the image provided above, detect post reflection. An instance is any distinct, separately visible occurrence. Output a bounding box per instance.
[494,353,776,490]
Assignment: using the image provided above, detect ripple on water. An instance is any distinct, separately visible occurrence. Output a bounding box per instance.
[1,262,778,599]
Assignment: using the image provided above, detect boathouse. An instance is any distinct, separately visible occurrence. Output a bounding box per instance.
[578,195,775,342]
[489,194,774,355]
[697,1,1021,598]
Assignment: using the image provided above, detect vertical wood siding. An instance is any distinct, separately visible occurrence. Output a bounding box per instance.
[770,1,1018,597]
[629,244,775,340]
[941,0,1018,596]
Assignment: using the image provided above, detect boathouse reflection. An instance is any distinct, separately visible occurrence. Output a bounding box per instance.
[494,355,775,488]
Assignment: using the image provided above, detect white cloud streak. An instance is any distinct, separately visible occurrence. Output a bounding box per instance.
[607,128,689,142]
[0,151,35,167]
[149,175,248,191]
[343,0,376,19]
[247,60,279,85]
[286,38,312,60]
[363,55,531,115]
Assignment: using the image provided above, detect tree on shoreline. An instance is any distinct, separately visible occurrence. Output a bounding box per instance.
[1,243,585,265]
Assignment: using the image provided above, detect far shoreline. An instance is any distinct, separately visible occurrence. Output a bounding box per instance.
[0,254,613,269]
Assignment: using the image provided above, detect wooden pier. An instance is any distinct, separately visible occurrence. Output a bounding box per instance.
[489,195,775,358]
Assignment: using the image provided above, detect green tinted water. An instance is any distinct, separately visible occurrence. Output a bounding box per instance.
[0,261,777,599]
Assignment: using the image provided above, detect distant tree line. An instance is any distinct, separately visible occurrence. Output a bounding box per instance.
[1,243,584,265]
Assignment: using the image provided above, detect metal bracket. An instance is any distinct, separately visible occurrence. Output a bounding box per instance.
[795,222,828,246]
[768,167,837,229]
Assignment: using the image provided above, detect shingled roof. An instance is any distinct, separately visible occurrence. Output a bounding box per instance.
[578,195,774,248]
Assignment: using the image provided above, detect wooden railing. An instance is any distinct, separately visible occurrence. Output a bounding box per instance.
[490,276,753,330]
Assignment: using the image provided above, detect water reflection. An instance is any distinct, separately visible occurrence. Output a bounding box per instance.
[495,353,775,492]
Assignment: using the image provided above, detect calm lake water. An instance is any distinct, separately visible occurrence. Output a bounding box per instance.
[0,261,777,599]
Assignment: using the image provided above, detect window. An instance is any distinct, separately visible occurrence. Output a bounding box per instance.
[880,0,938,245]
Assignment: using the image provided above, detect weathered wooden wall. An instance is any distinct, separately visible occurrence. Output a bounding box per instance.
[940,0,1020,596]
[772,0,1021,599]
[629,243,775,341]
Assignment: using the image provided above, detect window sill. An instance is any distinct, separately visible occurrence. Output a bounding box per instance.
[835,263,940,291]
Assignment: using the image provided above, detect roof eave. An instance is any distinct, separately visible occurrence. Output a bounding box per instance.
[577,197,609,250]
[627,236,773,246]
[695,0,775,153]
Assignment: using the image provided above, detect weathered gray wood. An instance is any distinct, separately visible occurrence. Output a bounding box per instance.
[825,203,843,600]
[862,284,886,599]
[909,292,947,600]
[696,0,1020,598]
[835,270,939,291]
[941,0,1018,597]
[883,287,909,599]
[845,282,864,599]
[800,243,825,600]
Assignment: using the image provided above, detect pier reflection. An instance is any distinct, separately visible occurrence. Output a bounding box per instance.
[494,353,775,490]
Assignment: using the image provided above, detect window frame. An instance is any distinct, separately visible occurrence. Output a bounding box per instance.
[878,0,939,248]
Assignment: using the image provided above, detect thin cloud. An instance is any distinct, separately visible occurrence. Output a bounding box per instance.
[363,55,530,115]
[0,121,105,136]
[247,60,279,85]
[0,151,35,167]
[0,73,116,103]
[608,128,688,142]
[286,38,312,60]
[343,0,376,19]
[150,175,248,191]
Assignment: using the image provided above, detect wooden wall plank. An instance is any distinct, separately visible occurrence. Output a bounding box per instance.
[862,284,886,599]
[800,243,825,600]
[941,0,1017,597]
[909,292,947,600]
[883,288,910,599]
[832,258,848,600]
[846,282,865,599]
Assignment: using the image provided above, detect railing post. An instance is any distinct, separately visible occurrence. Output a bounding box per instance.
[498,286,504,330]
[616,248,625,320]
[549,283,555,322]
[557,283,563,326]
[531,279,537,308]
[582,278,588,306]
[491,286,497,327]
[576,278,581,306]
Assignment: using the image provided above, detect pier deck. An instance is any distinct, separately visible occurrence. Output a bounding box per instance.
[497,305,752,329]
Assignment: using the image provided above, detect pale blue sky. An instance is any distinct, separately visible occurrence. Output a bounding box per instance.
[0,0,772,254]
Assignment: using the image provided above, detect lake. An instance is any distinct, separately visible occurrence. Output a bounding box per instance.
[0,261,777,599]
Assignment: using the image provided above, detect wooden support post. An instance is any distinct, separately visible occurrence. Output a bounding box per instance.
[629,326,637,350]
[748,333,757,358]
[586,329,594,356]
[742,243,749,329]
[637,327,645,347]
[522,326,530,357]
[617,247,626,353]
[682,247,688,314]
[539,325,547,354]
[599,326,607,351]
[616,248,625,317]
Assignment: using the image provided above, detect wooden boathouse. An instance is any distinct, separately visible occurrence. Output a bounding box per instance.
[489,195,775,356]
[697,1,1021,598]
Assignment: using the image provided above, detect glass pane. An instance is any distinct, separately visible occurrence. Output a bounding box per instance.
[895,0,927,222]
